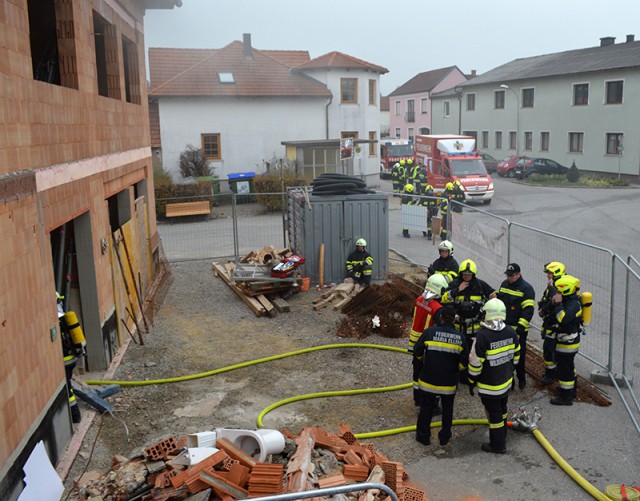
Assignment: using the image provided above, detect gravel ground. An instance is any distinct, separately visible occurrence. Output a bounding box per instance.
[63,254,542,496]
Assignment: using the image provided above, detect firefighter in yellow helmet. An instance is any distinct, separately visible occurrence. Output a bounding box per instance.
[57,292,84,423]
[442,259,497,338]
[391,162,402,195]
[346,238,373,287]
[439,182,455,240]
[401,183,417,238]
[549,275,582,406]
[537,261,566,385]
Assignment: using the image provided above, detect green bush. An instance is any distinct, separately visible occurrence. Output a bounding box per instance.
[154,182,215,220]
[567,161,580,183]
[253,171,306,211]
[153,155,173,185]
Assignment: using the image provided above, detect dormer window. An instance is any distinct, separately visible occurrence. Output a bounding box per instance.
[219,72,235,83]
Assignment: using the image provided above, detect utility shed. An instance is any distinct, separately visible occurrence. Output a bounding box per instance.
[288,189,388,284]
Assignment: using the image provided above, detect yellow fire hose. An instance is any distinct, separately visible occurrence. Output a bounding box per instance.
[86,343,615,500]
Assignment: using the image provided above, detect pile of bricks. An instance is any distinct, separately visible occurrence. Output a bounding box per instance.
[73,425,429,501]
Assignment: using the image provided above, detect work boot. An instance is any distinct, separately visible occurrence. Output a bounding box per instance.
[415,434,430,446]
[481,443,506,454]
[540,370,556,386]
[550,389,573,406]
[518,377,527,390]
[427,231,432,241]
[422,231,427,237]
[403,229,410,238]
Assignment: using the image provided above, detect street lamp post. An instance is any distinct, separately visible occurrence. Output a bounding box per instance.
[455,86,463,135]
[500,84,520,156]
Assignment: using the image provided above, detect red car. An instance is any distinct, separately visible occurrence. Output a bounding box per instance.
[497,155,529,177]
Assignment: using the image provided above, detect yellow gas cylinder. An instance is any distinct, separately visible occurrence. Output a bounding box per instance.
[581,291,592,325]
[63,311,87,348]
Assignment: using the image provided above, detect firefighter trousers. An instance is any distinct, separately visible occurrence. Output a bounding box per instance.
[417,393,454,445]
[481,395,509,451]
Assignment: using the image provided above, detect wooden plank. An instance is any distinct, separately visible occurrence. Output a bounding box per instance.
[255,295,277,318]
[166,201,211,218]
[211,262,266,317]
[271,297,290,313]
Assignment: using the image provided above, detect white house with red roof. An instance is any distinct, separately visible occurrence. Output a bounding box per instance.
[148,34,388,186]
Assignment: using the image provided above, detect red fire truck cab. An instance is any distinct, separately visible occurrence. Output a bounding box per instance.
[415,135,494,204]
[379,138,415,179]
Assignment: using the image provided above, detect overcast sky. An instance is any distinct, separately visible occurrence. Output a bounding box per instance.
[144,0,640,95]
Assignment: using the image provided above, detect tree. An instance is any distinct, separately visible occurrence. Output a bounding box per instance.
[567,160,580,183]
[179,145,213,178]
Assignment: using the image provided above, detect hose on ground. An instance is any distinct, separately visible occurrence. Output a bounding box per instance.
[85,342,613,500]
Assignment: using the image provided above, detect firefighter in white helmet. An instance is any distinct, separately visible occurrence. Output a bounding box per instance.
[468,298,520,454]
[346,238,373,287]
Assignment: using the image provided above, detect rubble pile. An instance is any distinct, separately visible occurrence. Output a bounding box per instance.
[71,425,429,501]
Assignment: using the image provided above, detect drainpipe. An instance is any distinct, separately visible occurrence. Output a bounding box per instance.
[325,96,333,139]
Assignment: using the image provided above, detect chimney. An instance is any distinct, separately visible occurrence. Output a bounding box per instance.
[600,36,615,46]
[470,69,477,78]
[626,34,635,43]
[243,33,252,59]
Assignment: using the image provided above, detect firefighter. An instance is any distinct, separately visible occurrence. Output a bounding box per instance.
[401,183,417,238]
[497,263,535,390]
[549,275,582,406]
[451,179,465,213]
[391,162,402,195]
[346,238,373,287]
[468,298,520,454]
[419,183,439,240]
[416,163,429,195]
[442,259,497,339]
[57,293,83,424]
[408,159,421,190]
[408,274,449,407]
[398,159,408,185]
[537,261,566,385]
[414,306,468,446]
[427,240,459,283]
[439,183,455,240]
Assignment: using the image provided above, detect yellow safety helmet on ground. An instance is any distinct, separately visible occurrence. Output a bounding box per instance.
[445,182,455,191]
[356,238,367,247]
[555,275,578,296]
[404,184,415,193]
[425,274,448,296]
[438,240,453,254]
[483,298,507,321]
[459,259,477,276]
[544,261,566,278]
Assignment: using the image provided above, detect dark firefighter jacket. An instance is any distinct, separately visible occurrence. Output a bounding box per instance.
[553,294,582,354]
[346,249,373,278]
[469,324,520,398]
[442,276,496,332]
[497,276,536,332]
[428,255,459,283]
[414,322,468,396]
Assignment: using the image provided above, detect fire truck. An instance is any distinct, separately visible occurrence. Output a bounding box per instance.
[414,135,494,204]
[379,138,415,179]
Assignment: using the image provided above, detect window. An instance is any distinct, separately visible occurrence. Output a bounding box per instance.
[421,98,428,114]
[524,132,533,151]
[573,83,589,105]
[395,101,401,116]
[467,93,476,111]
[202,133,221,160]
[341,78,357,103]
[28,0,78,89]
[406,100,415,122]
[494,90,505,109]
[569,132,584,153]
[443,101,450,117]
[341,131,359,140]
[606,133,623,155]
[605,80,623,104]
[368,131,376,156]
[368,80,376,105]
[419,127,430,135]
[408,128,414,141]
[521,88,534,108]
[495,131,503,149]
[540,132,550,151]
[463,131,477,140]
[93,12,120,99]
[509,131,516,150]
[122,35,141,104]
[219,72,235,83]
[482,131,489,149]
[395,128,401,138]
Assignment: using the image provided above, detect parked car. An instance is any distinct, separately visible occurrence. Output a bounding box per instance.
[497,155,529,177]
[479,152,499,173]
[515,158,569,178]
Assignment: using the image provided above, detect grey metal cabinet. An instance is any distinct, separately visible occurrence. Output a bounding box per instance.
[288,189,388,284]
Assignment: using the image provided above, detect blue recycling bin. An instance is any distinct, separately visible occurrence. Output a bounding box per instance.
[228,171,256,203]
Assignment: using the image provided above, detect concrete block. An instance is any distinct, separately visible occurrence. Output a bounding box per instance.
[590,369,633,387]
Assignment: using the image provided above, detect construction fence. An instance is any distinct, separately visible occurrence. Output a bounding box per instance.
[156,191,640,438]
